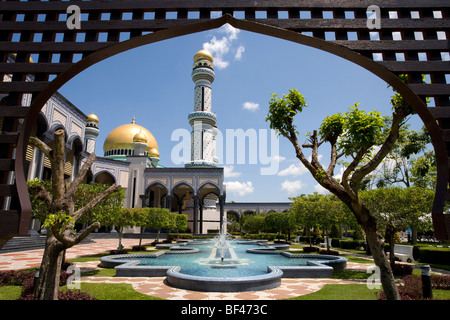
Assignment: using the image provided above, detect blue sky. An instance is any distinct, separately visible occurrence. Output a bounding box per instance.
[59,24,425,202]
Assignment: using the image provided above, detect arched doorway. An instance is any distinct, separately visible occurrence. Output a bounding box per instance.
[198,182,222,234]
[144,182,169,209]
[93,171,116,185]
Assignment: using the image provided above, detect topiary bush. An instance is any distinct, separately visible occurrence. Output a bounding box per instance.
[339,240,365,249]
[418,247,450,265]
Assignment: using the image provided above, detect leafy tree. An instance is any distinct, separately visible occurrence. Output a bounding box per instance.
[242,214,265,234]
[290,193,345,249]
[98,207,138,251]
[27,129,120,300]
[290,194,320,246]
[361,187,434,265]
[264,211,295,239]
[146,208,174,242]
[174,213,188,233]
[266,81,415,300]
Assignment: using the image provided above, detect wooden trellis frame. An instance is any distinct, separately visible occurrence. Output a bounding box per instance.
[0,0,449,244]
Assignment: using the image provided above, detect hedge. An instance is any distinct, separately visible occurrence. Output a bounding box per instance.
[167,233,193,240]
[339,240,365,249]
[417,246,450,265]
[243,233,279,241]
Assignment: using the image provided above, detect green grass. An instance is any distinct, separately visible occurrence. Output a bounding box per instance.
[288,284,381,300]
[0,286,22,300]
[60,283,163,300]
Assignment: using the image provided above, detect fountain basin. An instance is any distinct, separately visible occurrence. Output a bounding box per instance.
[166,265,283,292]
[99,240,348,292]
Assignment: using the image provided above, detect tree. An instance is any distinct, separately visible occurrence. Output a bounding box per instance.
[98,207,138,251]
[290,193,345,249]
[363,125,435,243]
[146,208,173,242]
[290,194,320,246]
[28,129,120,300]
[264,211,295,239]
[242,214,265,234]
[266,83,415,300]
[174,213,188,233]
[361,187,434,265]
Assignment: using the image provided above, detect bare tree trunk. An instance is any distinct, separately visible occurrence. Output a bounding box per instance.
[34,232,64,300]
[357,206,400,300]
[29,129,120,300]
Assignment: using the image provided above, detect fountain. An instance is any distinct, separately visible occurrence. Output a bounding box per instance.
[99,234,348,292]
[214,232,229,262]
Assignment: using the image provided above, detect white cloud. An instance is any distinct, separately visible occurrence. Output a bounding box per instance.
[281,180,304,196]
[202,24,244,69]
[224,181,254,196]
[273,155,286,163]
[242,101,260,112]
[224,165,241,178]
[235,45,245,60]
[278,163,308,176]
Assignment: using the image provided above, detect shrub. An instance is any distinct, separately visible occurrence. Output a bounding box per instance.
[0,270,34,286]
[303,246,320,253]
[132,245,147,251]
[378,274,450,300]
[391,263,413,277]
[58,290,97,300]
[331,238,341,248]
[432,275,450,290]
[319,249,340,256]
[339,240,364,249]
[168,233,192,240]
[418,247,450,265]
[243,233,278,241]
[109,249,128,255]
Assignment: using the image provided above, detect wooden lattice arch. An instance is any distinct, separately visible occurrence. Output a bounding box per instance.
[1,0,449,244]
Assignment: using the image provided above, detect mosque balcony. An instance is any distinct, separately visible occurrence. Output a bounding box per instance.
[188,111,217,127]
[191,67,215,83]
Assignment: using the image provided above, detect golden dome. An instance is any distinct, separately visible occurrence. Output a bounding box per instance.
[87,113,99,123]
[133,130,147,143]
[149,147,159,157]
[103,118,158,156]
[194,50,213,63]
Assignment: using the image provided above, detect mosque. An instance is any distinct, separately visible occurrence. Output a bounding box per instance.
[21,50,290,236]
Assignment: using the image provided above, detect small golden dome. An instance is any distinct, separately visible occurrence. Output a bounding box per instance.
[133,130,147,143]
[103,117,158,155]
[194,50,213,63]
[87,114,99,123]
[149,147,160,157]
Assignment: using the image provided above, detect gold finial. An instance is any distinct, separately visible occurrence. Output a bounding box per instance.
[131,115,135,124]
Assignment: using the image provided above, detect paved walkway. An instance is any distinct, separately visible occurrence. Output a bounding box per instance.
[0,238,377,300]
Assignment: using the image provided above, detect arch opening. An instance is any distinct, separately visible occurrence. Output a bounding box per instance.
[15,14,448,240]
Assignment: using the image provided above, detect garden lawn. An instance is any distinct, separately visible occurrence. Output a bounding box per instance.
[59,283,163,300]
[288,284,381,300]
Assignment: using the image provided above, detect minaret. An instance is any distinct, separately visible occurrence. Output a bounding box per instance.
[185,50,219,168]
[84,113,99,154]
